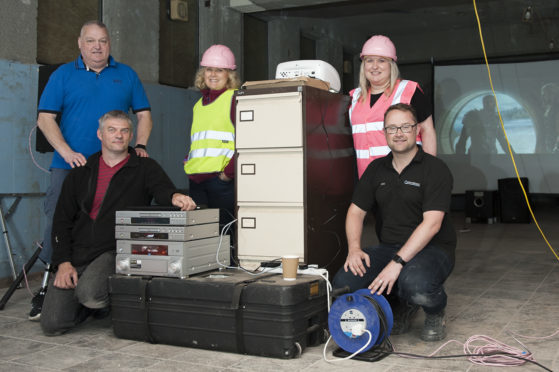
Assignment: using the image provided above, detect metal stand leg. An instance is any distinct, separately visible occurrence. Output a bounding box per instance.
[0,198,19,280]
[40,264,51,290]
[0,193,47,310]
[0,246,41,310]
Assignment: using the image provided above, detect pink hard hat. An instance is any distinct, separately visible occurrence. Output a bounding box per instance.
[360,35,397,62]
[200,44,236,70]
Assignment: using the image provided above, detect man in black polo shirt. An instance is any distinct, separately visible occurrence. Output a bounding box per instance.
[333,103,456,342]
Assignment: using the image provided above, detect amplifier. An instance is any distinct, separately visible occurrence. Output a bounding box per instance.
[115,208,218,226]
[116,236,230,278]
[115,223,219,241]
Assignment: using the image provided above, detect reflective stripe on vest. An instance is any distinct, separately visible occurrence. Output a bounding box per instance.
[189,147,235,159]
[349,80,420,178]
[351,121,384,134]
[355,146,391,159]
[184,89,236,175]
[191,130,235,143]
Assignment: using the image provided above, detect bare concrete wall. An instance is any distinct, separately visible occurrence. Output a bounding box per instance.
[198,0,243,80]
[268,18,300,79]
[143,83,201,189]
[392,24,559,64]
[0,60,51,278]
[103,0,159,83]
[159,0,199,88]
[316,38,343,89]
[1,0,38,63]
[37,0,98,65]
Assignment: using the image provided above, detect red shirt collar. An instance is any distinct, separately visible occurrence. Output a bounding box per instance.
[201,88,228,105]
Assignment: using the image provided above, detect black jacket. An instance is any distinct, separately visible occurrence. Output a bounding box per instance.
[51,147,179,268]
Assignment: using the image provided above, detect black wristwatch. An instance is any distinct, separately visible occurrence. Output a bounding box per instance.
[135,144,147,150]
[392,254,407,267]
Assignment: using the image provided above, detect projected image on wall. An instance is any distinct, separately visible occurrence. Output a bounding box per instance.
[435,61,559,155]
[450,93,535,154]
[434,59,559,193]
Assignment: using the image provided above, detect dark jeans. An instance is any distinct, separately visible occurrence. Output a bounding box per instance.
[190,175,235,236]
[40,168,71,263]
[332,243,454,314]
[40,251,115,336]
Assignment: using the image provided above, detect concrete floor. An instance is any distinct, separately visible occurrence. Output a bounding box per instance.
[0,207,558,372]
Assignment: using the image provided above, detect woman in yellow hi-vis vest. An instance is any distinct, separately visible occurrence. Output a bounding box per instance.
[184,45,240,252]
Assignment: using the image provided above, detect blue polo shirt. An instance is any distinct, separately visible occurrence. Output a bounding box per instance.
[38,55,151,169]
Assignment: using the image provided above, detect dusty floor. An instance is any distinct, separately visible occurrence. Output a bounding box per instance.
[0,207,558,371]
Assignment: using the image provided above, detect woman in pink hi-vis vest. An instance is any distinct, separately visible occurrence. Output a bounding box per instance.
[349,35,437,178]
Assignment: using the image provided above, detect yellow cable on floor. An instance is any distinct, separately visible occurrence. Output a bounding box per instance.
[472,0,558,262]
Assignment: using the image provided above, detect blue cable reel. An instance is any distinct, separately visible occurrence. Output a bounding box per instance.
[328,289,394,353]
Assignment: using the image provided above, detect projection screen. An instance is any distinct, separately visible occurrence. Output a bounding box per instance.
[434,59,559,193]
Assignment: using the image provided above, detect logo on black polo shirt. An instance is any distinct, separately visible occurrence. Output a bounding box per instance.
[404,180,420,187]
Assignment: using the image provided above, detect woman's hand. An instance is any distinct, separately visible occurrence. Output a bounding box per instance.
[218,172,232,182]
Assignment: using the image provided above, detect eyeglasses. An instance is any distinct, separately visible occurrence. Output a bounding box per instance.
[384,123,418,134]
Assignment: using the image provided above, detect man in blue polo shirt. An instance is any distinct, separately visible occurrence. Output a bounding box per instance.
[32,20,153,321]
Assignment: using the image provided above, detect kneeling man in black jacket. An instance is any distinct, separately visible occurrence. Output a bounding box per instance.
[41,110,197,335]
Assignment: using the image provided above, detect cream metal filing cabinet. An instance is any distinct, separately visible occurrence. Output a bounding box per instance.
[235,85,355,274]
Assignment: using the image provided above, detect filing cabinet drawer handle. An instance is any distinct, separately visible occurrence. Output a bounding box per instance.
[241,217,256,229]
[241,163,256,175]
[239,110,254,122]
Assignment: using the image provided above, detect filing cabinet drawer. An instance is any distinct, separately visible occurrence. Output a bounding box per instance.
[236,92,303,149]
[237,204,305,261]
[237,149,304,203]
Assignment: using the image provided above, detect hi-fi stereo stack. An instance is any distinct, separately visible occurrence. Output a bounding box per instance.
[114,207,230,278]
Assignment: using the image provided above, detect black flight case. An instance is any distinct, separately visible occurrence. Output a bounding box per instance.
[109,270,328,358]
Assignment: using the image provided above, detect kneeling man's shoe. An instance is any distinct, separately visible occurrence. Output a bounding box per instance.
[421,310,446,341]
[391,301,419,335]
[28,289,47,321]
